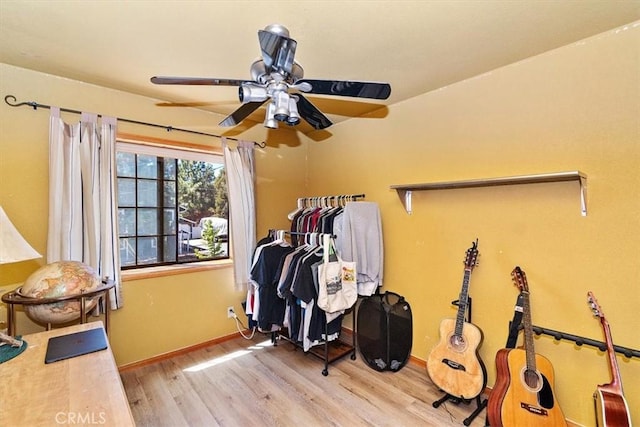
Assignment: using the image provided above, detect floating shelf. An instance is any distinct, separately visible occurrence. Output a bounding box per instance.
[390,171,587,216]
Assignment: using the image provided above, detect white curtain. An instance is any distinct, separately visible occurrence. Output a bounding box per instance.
[47,108,123,309]
[222,138,256,291]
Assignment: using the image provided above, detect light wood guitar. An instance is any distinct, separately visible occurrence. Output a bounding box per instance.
[588,291,632,427]
[487,266,567,427]
[427,240,486,400]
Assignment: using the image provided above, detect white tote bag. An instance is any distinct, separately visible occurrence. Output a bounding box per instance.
[317,234,357,313]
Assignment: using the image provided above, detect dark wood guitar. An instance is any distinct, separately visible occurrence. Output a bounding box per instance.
[487,266,567,427]
[588,291,632,427]
[427,240,486,400]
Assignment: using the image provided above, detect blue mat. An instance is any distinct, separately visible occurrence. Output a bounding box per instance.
[0,337,27,363]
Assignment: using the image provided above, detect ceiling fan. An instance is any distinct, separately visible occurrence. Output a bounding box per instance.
[150,24,391,130]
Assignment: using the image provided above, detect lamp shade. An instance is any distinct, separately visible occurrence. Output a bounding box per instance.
[0,205,42,264]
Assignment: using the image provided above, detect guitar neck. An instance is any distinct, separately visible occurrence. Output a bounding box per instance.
[454,269,472,336]
[521,290,537,372]
[601,317,624,394]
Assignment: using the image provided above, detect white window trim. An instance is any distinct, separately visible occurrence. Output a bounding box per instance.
[116,135,230,276]
[117,140,223,163]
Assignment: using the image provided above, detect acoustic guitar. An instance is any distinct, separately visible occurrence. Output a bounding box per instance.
[427,240,486,400]
[587,291,632,427]
[487,266,567,427]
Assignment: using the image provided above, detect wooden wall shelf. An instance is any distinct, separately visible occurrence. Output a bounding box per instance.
[390,171,587,216]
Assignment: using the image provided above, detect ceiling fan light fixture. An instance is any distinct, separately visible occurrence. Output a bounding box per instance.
[239,84,268,103]
[273,90,290,122]
[264,102,278,129]
[286,97,300,126]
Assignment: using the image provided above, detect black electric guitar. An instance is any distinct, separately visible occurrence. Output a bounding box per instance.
[487,266,567,427]
[588,291,632,427]
[427,240,486,400]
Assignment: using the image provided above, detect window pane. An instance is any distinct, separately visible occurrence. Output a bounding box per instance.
[137,155,157,179]
[163,236,176,262]
[116,152,135,177]
[118,208,136,237]
[137,209,157,236]
[117,178,136,206]
[164,181,176,207]
[164,159,176,179]
[138,180,158,207]
[164,208,176,234]
[116,142,228,269]
[137,237,158,264]
[119,238,136,267]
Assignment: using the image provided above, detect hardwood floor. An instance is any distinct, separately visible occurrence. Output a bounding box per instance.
[120,333,488,426]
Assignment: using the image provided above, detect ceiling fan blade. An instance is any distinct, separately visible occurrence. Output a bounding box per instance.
[219,101,267,127]
[258,30,297,75]
[156,101,237,107]
[296,94,332,130]
[151,76,248,86]
[297,79,391,100]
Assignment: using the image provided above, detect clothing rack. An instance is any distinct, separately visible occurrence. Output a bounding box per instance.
[283,230,336,239]
[262,229,356,376]
[271,308,357,377]
[269,192,369,375]
[4,94,266,148]
[298,193,366,207]
[287,194,366,219]
[531,325,640,359]
[265,228,357,375]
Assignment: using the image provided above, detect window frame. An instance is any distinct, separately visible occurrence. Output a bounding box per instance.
[116,134,232,277]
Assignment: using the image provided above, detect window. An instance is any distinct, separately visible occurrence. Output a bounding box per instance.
[116,140,229,269]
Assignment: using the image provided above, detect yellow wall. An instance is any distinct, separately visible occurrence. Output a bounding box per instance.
[305,24,639,425]
[1,21,638,426]
[0,63,308,365]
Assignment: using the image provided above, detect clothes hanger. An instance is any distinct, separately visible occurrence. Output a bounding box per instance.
[287,198,304,220]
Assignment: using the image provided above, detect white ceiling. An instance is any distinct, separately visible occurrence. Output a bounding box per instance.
[1,1,639,137]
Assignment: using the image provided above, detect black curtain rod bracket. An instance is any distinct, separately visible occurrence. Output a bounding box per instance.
[4,94,266,148]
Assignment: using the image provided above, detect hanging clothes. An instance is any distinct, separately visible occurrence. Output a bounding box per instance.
[249,234,295,332]
[248,231,346,351]
[335,201,384,296]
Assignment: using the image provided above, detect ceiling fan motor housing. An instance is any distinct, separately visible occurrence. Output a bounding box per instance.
[263,23,290,38]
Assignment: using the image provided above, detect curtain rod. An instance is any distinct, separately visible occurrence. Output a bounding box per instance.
[4,95,266,148]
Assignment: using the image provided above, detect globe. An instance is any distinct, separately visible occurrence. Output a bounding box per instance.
[18,261,100,325]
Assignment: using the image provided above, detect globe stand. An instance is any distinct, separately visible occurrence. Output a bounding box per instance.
[1,280,115,337]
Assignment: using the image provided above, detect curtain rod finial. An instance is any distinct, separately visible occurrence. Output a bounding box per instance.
[4,94,18,106]
[4,94,38,110]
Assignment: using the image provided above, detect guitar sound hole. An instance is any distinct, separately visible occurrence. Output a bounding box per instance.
[449,334,467,351]
[524,369,541,390]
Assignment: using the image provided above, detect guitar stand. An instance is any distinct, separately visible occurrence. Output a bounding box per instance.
[433,393,488,426]
[432,296,488,426]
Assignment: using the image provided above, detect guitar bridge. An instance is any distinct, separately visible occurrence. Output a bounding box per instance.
[520,402,548,416]
[442,358,466,371]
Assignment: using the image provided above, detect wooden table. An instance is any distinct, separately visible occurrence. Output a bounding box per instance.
[0,322,134,426]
